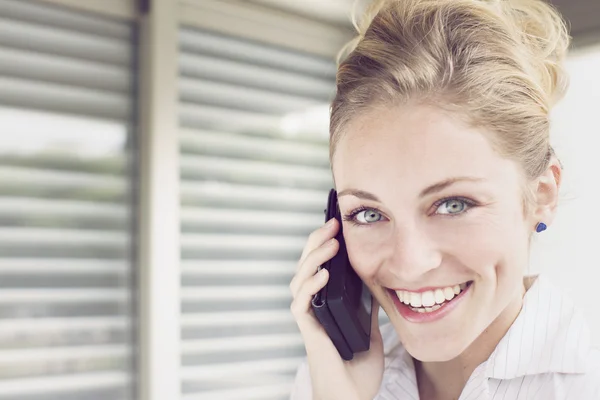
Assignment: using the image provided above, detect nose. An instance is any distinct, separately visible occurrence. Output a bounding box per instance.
[387,223,442,282]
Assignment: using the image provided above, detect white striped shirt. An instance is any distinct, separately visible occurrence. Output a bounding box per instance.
[290,275,600,399]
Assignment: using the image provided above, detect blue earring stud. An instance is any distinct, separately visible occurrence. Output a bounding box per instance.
[535,222,547,233]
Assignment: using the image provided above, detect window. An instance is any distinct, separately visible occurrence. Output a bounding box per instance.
[0,0,136,398]
[177,28,335,399]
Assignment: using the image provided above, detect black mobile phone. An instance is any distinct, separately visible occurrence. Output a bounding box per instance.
[311,189,372,360]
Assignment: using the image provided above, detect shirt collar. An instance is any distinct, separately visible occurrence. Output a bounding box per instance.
[485,274,591,379]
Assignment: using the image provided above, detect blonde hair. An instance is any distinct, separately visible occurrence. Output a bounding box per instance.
[330,0,570,181]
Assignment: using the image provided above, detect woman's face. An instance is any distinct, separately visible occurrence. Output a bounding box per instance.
[333,104,536,362]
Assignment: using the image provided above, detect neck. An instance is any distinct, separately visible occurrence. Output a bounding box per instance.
[414,283,526,400]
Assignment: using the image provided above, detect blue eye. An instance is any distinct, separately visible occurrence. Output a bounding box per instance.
[356,209,382,224]
[343,206,384,226]
[436,199,469,215]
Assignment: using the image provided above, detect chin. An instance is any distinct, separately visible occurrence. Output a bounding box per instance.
[387,313,476,362]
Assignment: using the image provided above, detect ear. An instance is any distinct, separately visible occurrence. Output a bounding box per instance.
[529,158,562,230]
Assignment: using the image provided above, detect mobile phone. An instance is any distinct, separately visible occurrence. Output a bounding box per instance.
[311,189,372,360]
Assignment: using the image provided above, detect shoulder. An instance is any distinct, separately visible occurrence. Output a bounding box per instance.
[533,348,600,399]
[561,348,600,399]
[586,347,600,381]
[570,347,600,392]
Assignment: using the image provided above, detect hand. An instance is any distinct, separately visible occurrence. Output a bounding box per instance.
[290,218,385,400]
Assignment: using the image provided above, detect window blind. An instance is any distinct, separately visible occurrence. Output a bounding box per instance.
[0,0,135,399]
[178,28,336,400]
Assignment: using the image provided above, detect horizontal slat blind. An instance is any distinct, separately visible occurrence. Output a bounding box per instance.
[179,27,334,400]
[0,1,135,399]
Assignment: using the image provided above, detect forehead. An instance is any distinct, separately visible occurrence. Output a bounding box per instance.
[332,104,518,192]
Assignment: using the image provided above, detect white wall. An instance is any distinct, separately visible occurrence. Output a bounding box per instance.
[529,43,600,347]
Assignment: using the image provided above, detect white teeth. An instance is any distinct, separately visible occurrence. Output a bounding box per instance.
[410,292,422,307]
[396,282,471,313]
[421,291,435,307]
[403,295,410,305]
[396,290,410,304]
[434,289,446,304]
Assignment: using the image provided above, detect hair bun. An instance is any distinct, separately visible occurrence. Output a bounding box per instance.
[497,0,571,106]
[342,0,570,106]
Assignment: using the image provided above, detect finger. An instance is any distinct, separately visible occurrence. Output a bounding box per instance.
[290,268,329,325]
[298,218,339,268]
[290,238,338,296]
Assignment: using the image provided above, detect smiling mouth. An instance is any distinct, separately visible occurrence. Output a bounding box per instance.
[392,281,473,313]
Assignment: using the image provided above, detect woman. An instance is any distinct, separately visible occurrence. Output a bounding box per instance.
[289,0,600,399]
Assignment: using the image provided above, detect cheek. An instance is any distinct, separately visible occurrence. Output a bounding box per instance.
[344,227,391,282]
[441,224,506,274]
[435,209,527,269]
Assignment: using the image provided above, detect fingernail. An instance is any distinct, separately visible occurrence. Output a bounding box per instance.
[326,238,336,246]
[325,218,335,227]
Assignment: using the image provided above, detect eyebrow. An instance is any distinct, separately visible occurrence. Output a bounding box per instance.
[338,177,485,202]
